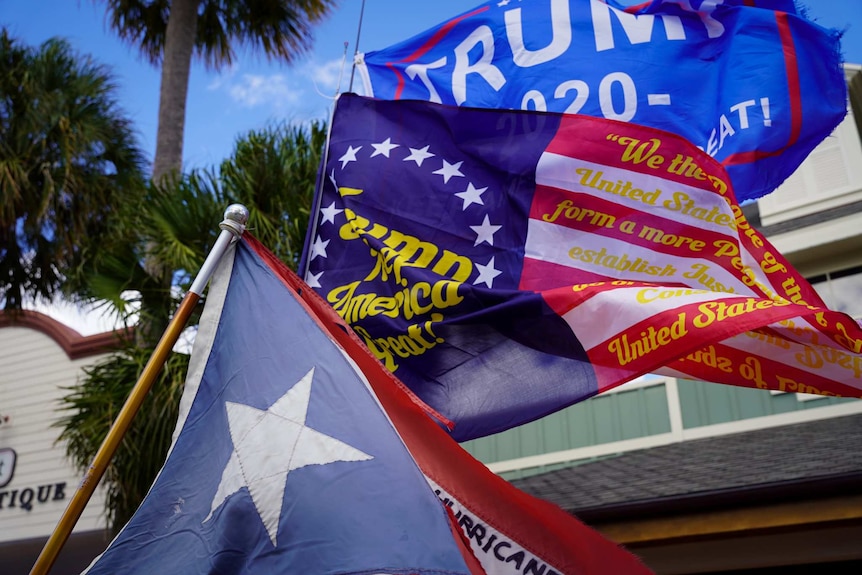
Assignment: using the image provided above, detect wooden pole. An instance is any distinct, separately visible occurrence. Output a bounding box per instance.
[29,205,248,575]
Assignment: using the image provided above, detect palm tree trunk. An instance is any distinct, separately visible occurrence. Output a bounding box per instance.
[141,0,200,346]
[152,0,200,183]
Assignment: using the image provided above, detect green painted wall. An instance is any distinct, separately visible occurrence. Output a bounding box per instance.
[462,381,671,464]
[461,378,856,480]
[676,379,856,428]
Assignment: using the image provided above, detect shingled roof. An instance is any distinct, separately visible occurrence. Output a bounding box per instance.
[510,413,862,522]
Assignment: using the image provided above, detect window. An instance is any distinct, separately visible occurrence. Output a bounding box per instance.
[807,265,862,319]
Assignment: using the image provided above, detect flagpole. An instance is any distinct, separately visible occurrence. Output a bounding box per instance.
[347,0,366,93]
[301,0,365,281]
[29,204,249,575]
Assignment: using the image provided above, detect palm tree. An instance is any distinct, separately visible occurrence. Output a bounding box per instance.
[59,120,325,532]
[68,168,226,338]
[97,0,336,344]
[100,0,337,183]
[70,119,328,343]
[56,0,335,531]
[0,29,146,310]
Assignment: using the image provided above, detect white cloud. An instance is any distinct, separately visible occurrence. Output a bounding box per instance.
[203,57,359,119]
[207,63,239,91]
[307,58,349,96]
[228,73,303,109]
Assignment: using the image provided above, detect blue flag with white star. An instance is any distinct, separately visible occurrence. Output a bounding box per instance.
[83,235,655,575]
[82,238,477,575]
[356,0,846,202]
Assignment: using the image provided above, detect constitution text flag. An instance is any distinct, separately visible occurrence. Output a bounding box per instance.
[304,94,862,441]
[83,234,652,575]
[356,0,846,202]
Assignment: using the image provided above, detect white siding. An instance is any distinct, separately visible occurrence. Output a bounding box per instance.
[757,97,862,226]
[0,326,109,543]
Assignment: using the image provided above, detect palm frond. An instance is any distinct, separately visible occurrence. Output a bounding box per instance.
[0,28,146,310]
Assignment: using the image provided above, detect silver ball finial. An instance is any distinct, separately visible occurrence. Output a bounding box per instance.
[220,204,249,237]
[224,204,249,225]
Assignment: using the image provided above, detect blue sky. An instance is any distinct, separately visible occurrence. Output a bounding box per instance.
[3,0,861,174]
[3,1,505,169]
[2,0,860,333]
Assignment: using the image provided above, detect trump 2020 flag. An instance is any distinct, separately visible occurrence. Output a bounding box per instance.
[356,0,846,202]
[83,234,653,575]
[303,94,862,442]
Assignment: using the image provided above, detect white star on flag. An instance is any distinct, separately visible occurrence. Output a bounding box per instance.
[470,215,502,246]
[403,145,434,167]
[455,183,487,210]
[474,257,502,288]
[319,201,343,225]
[204,368,372,546]
[305,270,323,288]
[370,137,399,158]
[339,145,362,169]
[432,160,464,183]
[310,236,330,260]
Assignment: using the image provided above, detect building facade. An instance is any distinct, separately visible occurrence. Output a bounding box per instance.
[0,312,117,575]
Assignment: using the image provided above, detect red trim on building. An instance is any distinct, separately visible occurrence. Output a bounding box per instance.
[0,310,129,360]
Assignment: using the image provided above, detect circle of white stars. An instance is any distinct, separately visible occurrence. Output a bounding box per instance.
[309,137,503,288]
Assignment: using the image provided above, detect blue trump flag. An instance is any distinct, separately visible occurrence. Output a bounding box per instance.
[84,235,654,575]
[356,0,846,202]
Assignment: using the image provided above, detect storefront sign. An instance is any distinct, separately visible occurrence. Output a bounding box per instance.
[0,482,66,512]
[0,448,67,512]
